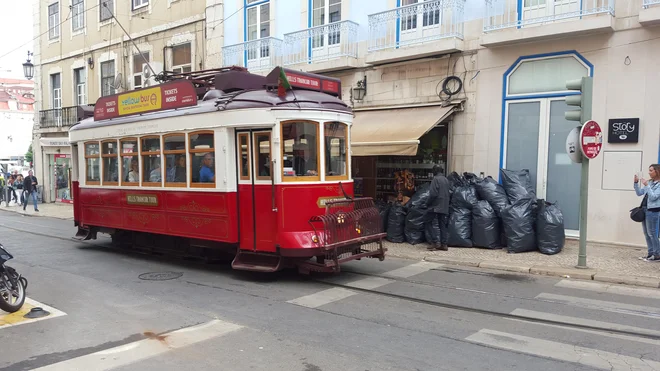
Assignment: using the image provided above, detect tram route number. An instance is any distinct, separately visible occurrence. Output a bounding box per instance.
[127,194,159,206]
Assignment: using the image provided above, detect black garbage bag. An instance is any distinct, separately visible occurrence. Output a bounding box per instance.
[451,185,479,210]
[407,183,431,209]
[472,200,502,249]
[448,172,466,195]
[424,213,441,245]
[475,176,510,215]
[448,205,472,247]
[500,169,536,204]
[405,207,427,245]
[463,172,480,185]
[501,197,537,253]
[404,184,431,245]
[536,200,565,255]
[386,202,407,243]
[376,201,391,233]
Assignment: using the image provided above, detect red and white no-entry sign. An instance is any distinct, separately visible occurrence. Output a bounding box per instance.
[580,120,603,160]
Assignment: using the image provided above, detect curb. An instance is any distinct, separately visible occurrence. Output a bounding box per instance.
[422,256,660,289]
[0,207,74,221]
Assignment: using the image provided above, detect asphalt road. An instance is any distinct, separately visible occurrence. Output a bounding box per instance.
[1,211,659,371]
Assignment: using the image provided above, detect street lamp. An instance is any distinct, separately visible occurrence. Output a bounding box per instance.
[352,76,367,102]
[22,51,34,80]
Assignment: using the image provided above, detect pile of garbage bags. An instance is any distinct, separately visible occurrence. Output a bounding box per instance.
[377,168,565,255]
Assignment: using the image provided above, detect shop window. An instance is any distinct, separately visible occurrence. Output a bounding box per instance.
[140,136,162,186]
[84,142,100,185]
[324,122,348,180]
[164,133,187,186]
[254,132,271,180]
[281,121,319,181]
[189,131,215,187]
[101,140,119,185]
[121,138,139,185]
[238,133,250,181]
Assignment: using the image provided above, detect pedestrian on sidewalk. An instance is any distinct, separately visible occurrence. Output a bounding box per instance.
[634,164,660,262]
[426,165,450,251]
[23,170,39,212]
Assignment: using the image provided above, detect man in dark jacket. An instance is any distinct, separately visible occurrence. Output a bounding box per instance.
[23,170,39,212]
[426,165,450,251]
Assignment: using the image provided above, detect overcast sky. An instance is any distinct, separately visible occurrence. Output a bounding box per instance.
[0,0,34,80]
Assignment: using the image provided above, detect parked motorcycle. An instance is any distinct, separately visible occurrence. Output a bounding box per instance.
[0,243,27,313]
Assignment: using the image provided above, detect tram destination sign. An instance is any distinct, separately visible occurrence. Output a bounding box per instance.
[266,67,341,98]
[94,80,198,121]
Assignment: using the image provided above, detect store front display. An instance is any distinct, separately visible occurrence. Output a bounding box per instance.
[352,125,449,201]
[53,154,73,203]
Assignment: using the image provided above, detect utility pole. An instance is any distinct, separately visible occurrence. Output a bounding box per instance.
[565,76,594,268]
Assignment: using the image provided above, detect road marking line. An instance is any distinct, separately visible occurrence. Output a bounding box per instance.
[510,309,660,338]
[32,319,243,371]
[344,277,395,290]
[535,293,660,319]
[0,298,67,330]
[383,262,443,278]
[466,329,660,371]
[555,279,660,300]
[287,288,357,308]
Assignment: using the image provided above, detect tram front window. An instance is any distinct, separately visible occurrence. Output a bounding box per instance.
[282,121,318,179]
[324,122,347,179]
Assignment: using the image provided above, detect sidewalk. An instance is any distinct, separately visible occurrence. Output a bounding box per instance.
[0,201,73,220]
[385,240,660,288]
[0,201,657,288]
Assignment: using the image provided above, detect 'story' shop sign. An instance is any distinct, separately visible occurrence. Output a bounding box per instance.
[608,118,639,143]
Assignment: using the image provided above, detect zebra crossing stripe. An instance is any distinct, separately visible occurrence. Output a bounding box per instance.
[466,329,660,371]
[535,293,660,319]
[555,280,660,300]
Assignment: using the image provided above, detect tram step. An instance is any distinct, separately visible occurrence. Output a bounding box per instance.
[231,251,282,273]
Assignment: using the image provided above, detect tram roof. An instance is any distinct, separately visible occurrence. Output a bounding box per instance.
[71,67,351,132]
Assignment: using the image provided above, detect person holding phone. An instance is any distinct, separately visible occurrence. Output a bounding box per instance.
[634,165,660,261]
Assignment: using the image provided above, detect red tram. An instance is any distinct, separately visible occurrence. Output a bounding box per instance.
[68,66,386,273]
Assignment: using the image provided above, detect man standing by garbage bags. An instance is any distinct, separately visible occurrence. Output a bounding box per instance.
[426,165,450,251]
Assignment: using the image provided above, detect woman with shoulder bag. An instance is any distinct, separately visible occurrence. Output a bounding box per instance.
[634,164,660,261]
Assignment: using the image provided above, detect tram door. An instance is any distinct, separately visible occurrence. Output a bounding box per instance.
[237,130,277,252]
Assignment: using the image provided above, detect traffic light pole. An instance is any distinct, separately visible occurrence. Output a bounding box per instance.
[565,77,593,269]
[577,158,589,268]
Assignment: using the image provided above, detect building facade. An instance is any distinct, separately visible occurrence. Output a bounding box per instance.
[32,0,222,203]
[220,0,660,247]
[0,78,35,171]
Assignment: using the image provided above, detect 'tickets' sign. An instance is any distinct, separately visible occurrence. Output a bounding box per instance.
[94,80,198,121]
[608,118,639,143]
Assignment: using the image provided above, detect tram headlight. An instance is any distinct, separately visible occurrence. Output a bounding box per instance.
[311,235,319,244]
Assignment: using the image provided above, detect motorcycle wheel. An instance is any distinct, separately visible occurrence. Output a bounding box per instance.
[0,268,26,313]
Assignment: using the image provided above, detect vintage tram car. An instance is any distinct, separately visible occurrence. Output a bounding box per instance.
[68,66,386,273]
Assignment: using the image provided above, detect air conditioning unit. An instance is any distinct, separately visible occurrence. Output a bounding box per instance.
[142,62,163,87]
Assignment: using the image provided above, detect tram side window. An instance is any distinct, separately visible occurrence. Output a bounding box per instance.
[189,132,215,186]
[141,136,162,186]
[85,142,101,184]
[101,140,119,185]
[324,122,348,179]
[164,134,187,186]
[281,121,318,179]
[121,139,139,185]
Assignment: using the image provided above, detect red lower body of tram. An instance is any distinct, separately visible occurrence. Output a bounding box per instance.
[72,181,386,273]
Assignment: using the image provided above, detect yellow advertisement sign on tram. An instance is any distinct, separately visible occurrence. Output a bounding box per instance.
[118,87,162,115]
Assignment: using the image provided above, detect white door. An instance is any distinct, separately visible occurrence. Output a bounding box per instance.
[399,0,443,47]
[246,2,271,69]
[522,0,579,24]
[504,97,581,235]
[311,0,342,60]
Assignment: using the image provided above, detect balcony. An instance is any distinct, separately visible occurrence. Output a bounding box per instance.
[482,0,615,47]
[39,106,93,130]
[283,20,360,73]
[640,0,660,25]
[366,0,465,65]
[222,37,284,74]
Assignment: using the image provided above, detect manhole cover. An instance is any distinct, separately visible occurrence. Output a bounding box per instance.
[138,272,183,281]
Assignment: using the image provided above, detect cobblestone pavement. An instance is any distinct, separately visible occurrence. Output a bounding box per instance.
[0,201,73,220]
[384,239,660,282]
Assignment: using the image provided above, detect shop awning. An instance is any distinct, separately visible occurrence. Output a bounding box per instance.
[351,105,457,156]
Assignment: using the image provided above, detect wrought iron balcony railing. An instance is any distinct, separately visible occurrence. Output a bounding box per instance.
[283,20,359,66]
[39,106,92,129]
[222,37,284,72]
[643,0,660,8]
[368,0,465,52]
[484,0,615,32]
